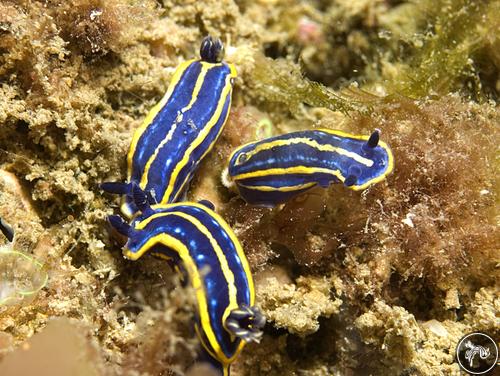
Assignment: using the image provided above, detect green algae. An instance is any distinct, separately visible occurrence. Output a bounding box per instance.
[251,54,371,116]
[250,0,499,114]
[386,0,499,98]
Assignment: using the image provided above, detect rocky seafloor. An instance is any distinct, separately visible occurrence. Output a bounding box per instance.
[0,0,498,375]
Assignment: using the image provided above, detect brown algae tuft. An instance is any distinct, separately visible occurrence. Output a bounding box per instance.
[52,0,155,59]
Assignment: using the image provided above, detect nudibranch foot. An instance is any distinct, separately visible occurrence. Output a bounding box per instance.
[225,304,266,343]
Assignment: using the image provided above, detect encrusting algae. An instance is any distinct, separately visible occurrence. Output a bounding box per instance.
[0,0,498,375]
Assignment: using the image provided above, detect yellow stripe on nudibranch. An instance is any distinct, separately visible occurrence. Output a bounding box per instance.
[161,68,236,204]
[237,181,317,192]
[127,59,196,180]
[239,137,375,167]
[318,128,376,140]
[232,166,346,183]
[139,63,211,190]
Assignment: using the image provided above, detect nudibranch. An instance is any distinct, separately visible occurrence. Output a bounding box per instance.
[108,185,265,375]
[102,36,237,217]
[225,129,394,207]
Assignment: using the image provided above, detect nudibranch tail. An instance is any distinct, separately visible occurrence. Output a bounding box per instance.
[226,128,394,206]
[0,217,14,242]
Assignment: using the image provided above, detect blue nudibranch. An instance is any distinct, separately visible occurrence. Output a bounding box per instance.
[102,36,237,217]
[108,185,265,376]
[225,129,394,207]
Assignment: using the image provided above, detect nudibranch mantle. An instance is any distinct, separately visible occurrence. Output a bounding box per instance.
[226,129,394,207]
[102,36,237,218]
[108,188,264,376]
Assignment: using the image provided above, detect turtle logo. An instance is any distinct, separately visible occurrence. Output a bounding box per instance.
[456,332,498,375]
